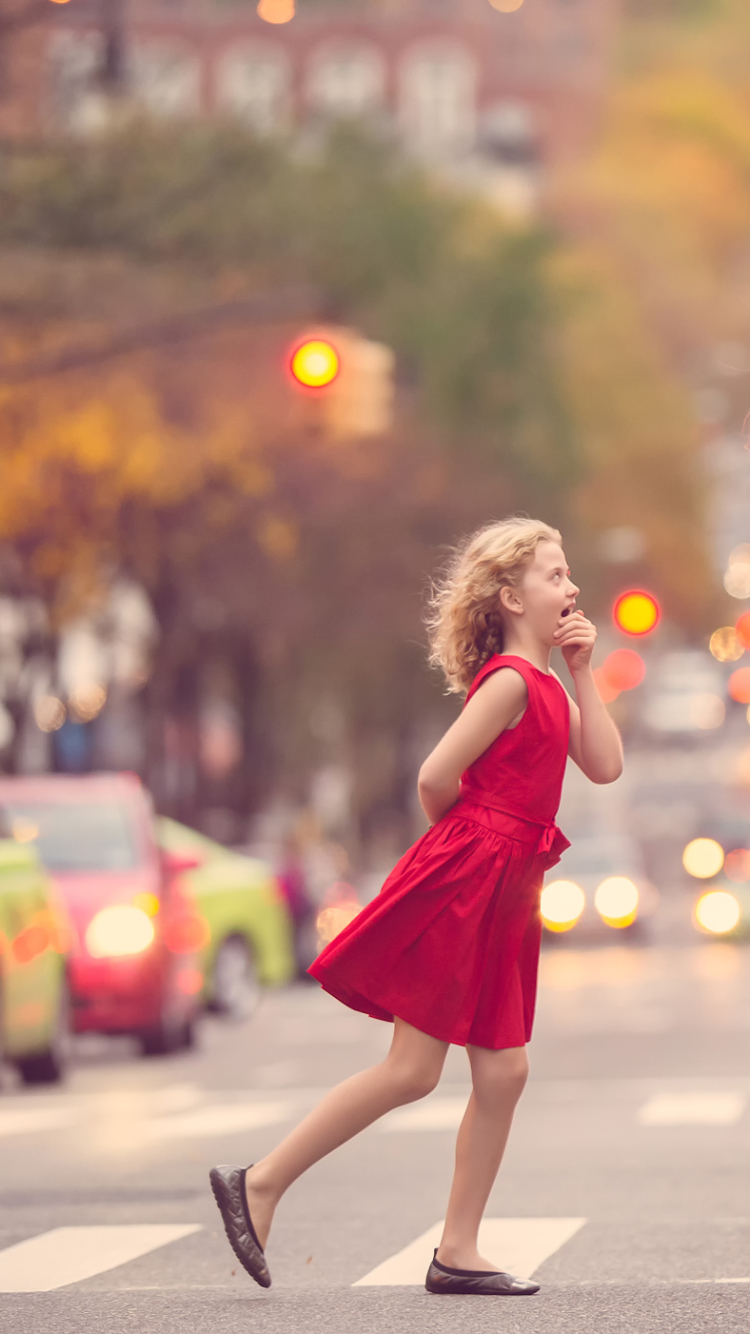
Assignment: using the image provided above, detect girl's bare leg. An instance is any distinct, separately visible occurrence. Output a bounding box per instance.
[244,1017,449,1249]
[435,1044,529,1271]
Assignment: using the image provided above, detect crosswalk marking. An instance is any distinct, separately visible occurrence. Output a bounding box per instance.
[377,1097,469,1132]
[353,1217,587,1286]
[0,1106,80,1138]
[0,1224,202,1293]
[637,1092,746,1126]
[146,1101,295,1140]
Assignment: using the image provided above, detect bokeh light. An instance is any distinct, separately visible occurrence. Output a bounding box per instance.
[290,337,340,389]
[33,695,66,733]
[592,667,620,703]
[736,744,750,786]
[682,838,724,879]
[540,880,585,932]
[594,876,639,928]
[723,547,750,598]
[600,649,645,692]
[689,694,725,729]
[488,0,525,10]
[728,667,750,703]
[710,626,745,661]
[612,590,660,636]
[736,612,750,649]
[69,683,107,723]
[132,891,160,917]
[85,905,155,958]
[257,0,295,23]
[316,900,360,947]
[723,849,750,883]
[694,890,740,935]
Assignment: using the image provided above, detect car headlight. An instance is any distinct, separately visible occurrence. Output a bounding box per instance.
[540,880,585,933]
[594,877,639,928]
[85,905,156,958]
[694,890,741,936]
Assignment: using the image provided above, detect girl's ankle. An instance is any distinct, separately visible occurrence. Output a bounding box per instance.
[245,1164,277,1201]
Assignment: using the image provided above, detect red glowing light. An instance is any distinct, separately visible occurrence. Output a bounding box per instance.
[736,612,750,649]
[164,913,211,955]
[289,337,340,390]
[728,667,750,703]
[176,967,204,995]
[601,649,646,693]
[613,589,660,636]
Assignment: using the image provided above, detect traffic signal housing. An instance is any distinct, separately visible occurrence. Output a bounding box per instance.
[287,327,395,438]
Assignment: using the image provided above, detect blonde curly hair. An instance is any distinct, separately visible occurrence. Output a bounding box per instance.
[425,516,562,696]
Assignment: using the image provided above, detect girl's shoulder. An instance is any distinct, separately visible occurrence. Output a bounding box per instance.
[464,653,535,707]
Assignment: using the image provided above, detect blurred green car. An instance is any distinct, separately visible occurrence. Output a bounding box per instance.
[0,837,71,1084]
[156,818,295,1018]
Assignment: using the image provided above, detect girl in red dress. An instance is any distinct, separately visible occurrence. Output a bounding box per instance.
[210,516,624,1296]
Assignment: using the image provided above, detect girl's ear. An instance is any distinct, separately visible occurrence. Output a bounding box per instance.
[498,584,522,616]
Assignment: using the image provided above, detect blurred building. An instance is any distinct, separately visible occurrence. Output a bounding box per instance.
[3,0,619,204]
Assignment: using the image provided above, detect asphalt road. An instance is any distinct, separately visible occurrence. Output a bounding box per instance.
[2,931,750,1334]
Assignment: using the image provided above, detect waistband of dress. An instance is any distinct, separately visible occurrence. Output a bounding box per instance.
[452,791,571,871]
[454,790,551,838]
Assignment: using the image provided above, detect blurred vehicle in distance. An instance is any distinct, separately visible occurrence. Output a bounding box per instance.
[683,819,750,940]
[541,831,658,942]
[0,833,71,1085]
[156,817,295,1018]
[0,774,205,1057]
[639,650,726,741]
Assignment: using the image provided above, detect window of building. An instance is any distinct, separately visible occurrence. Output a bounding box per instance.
[399,42,477,160]
[216,46,290,132]
[47,30,103,128]
[128,43,201,116]
[305,43,386,119]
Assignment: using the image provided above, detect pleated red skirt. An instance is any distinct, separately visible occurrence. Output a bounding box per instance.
[307,796,570,1050]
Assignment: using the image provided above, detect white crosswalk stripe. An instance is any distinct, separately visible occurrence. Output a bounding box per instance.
[0,1106,80,1138]
[0,1224,202,1293]
[353,1217,587,1286]
[637,1092,746,1126]
[145,1101,295,1139]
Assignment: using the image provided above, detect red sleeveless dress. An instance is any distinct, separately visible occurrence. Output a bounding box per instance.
[307,654,571,1049]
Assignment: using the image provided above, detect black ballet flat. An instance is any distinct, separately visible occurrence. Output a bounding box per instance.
[209,1163,271,1289]
[425,1247,540,1296]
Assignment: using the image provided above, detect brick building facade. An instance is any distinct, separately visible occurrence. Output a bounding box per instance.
[2,0,619,172]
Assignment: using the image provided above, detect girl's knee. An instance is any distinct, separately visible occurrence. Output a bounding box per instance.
[385,1055,442,1103]
[472,1046,529,1104]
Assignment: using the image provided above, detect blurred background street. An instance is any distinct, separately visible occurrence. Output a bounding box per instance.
[2,0,750,1328]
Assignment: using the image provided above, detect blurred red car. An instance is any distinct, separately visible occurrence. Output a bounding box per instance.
[0,773,207,1055]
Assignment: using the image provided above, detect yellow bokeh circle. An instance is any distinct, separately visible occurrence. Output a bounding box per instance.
[290,339,340,388]
[613,590,660,636]
[694,890,740,935]
[540,880,585,932]
[682,838,724,879]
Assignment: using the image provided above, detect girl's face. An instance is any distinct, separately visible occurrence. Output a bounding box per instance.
[503,540,580,642]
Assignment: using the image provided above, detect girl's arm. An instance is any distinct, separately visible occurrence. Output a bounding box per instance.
[418,668,528,825]
[551,610,624,784]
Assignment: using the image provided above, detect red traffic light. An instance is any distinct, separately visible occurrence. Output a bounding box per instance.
[289,337,340,390]
[613,589,660,637]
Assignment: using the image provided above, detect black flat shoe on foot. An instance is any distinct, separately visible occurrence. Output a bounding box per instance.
[425,1248,540,1296]
[209,1164,271,1289]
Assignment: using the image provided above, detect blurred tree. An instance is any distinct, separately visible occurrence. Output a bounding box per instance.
[0,118,712,850]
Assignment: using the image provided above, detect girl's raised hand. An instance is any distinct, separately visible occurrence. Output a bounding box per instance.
[553,609,596,675]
